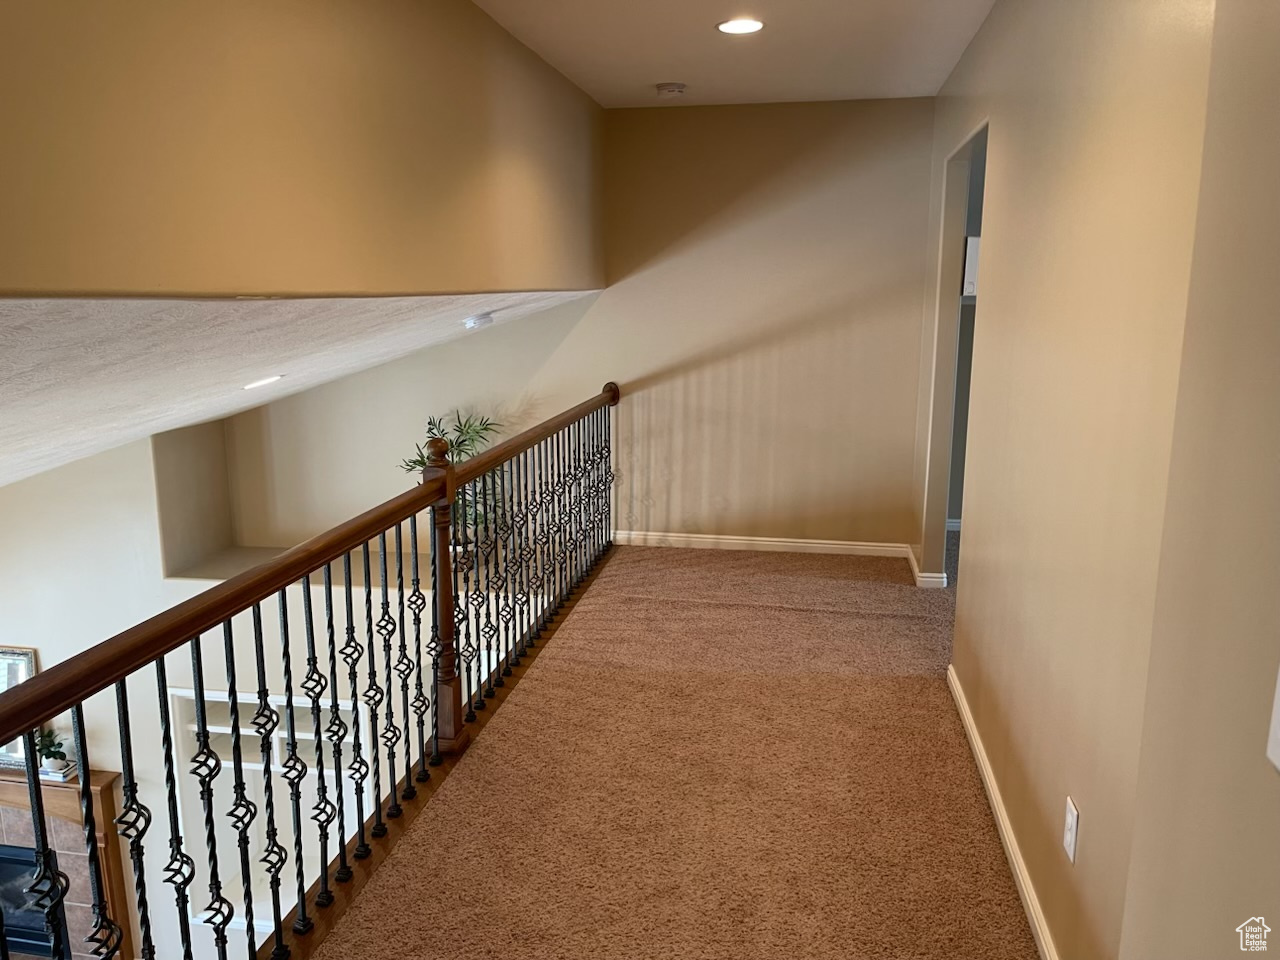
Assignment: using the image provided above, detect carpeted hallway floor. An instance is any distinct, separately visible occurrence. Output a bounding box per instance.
[313,546,1037,960]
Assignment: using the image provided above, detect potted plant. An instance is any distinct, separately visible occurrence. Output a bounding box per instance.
[401,412,504,557]
[35,728,68,773]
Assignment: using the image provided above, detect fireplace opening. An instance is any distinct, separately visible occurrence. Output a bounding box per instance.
[0,843,66,957]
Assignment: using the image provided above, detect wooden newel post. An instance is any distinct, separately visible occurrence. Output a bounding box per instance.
[423,438,471,755]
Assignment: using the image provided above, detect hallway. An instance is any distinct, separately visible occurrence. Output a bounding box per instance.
[314,545,1034,957]
[313,546,1037,960]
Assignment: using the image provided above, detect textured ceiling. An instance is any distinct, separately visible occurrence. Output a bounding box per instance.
[0,292,593,487]
[472,0,996,107]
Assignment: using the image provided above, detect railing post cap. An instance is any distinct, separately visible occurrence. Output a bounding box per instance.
[425,437,451,466]
[603,382,621,405]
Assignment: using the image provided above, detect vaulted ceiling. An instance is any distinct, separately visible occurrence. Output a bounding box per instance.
[0,293,593,487]
[471,0,996,107]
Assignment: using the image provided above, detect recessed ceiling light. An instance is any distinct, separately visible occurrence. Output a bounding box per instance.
[464,312,495,330]
[243,375,283,390]
[717,18,764,35]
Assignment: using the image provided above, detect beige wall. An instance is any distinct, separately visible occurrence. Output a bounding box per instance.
[930,1,1216,957]
[1119,0,1280,953]
[152,421,235,575]
[229,99,937,547]
[0,0,602,296]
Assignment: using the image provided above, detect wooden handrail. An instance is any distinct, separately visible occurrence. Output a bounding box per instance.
[455,382,620,485]
[0,384,621,747]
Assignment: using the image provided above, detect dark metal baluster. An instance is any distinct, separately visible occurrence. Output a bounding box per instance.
[535,437,553,635]
[595,411,605,556]
[574,419,585,584]
[426,509,445,765]
[555,427,570,607]
[339,554,372,861]
[376,532,404,818]
[468,478,488,712]
[605,400,616,548]
[249,604,289,959]
[24,729,70,960]
[189,636,232,959]
[407,515,432,781]
[0,897,8,960]
[301,574,338,907]
[498,464,517,674]
[70,701,123,957]
[361,544,389,837]
[277,592,312,936]
[393,525,418,799]
[221,621,257,958]
[155,659,196,960]
[114,679,155,959]
[452,497,477,724]
[513,451,531,660]
[480,472,499,698]
[322,568,353,885]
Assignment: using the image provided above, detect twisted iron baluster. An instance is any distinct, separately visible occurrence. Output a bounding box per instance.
[481,471,501,695]
[277,591,313,936]
[512,452,531,660]
[249,604,290,959]
[463,481,481,716]
[361,543,389,836]
[375,531,404,817]
[74,742,129,951]
[221,620,258,957]
[454,484,477,723]
[114,679,155,959]
[302,573,338,906]
[341,553,372,859]
[497,464,517,674]
[392,526,417,801]
[605,400,616,548]
[571,417,584,585]
[479,472,500,699]
[426,508,445,764]
[155,659,196,960]
[407,515,432,781]
[23,729,70,960]
[535,437,553,635]
[554,428,570,608]
[189,637,233,959]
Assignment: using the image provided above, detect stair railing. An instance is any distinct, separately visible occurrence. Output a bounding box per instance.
[0,383,619,960]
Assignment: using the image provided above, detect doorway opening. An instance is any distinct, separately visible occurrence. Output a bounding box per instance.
[921,125,987,586]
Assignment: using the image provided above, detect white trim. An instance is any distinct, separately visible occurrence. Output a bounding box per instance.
[947,665,1059,960]
[907,547,948,589]
[613,531,949,588]
[946,518,963,532]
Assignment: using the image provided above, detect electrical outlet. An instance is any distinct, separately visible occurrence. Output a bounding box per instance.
[1063,796,1080,863]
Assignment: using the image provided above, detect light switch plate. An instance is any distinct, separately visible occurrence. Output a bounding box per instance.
[1267,664,1280,773]
[1063,796,1079,863]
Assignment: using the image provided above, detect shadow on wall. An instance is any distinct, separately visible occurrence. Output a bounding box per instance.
[614,284,918,545]
[604,102,899,285]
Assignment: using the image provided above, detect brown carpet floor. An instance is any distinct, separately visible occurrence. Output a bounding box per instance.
[313,547,1037,960]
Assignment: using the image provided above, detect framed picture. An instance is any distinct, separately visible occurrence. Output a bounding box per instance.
[0,647,38,769]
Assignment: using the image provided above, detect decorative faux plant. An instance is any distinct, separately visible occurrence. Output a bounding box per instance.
[35,728,66,763]
[401,413,505,541]
[400,413,502,474]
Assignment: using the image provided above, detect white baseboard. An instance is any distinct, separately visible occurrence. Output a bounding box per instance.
[612,531,948,588]
[947,665,1059,960]
[946,518,963,532]
[907,548,949,589]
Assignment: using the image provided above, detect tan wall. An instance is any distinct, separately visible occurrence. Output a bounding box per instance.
[152,421,235,575]
[929,1,1216,957]
[1119,0,1280,953]
[0,0,602,296]
[229,99,937,547]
